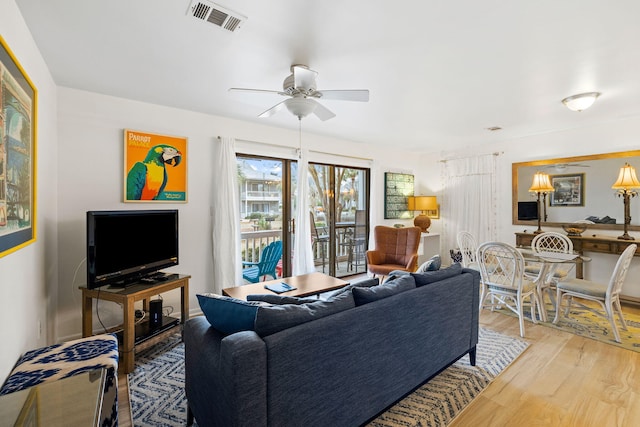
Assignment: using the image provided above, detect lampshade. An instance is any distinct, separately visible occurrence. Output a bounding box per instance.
[529,172,554,193]
[407,196,415,211]
[612,163,640,190]
[412,196,438,211]
[561,92,600,112]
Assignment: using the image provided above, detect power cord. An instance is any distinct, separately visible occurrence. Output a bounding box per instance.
[71,257,87,303]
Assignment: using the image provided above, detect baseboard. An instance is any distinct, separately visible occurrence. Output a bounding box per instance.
[621,295,640,307]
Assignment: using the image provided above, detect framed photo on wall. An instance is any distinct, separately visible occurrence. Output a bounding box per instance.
[384,172,414,219]
[0,36,37,258]
[550,173,584,206]
[124,129,188,202]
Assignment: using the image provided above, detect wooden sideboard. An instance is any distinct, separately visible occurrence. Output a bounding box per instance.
[515,232,640,280]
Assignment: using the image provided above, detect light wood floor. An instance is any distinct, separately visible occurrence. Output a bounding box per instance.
[450,304,640,427]
[117,304,640,427]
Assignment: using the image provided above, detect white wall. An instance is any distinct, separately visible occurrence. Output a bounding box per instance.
[0,0,58,380]
[55,87,423,340]
[415,116,640,299]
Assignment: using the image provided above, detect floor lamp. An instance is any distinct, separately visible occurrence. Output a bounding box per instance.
[529,172,554,234]
[612,162,640,240]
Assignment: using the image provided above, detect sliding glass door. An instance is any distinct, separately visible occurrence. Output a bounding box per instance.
[237,155,291,278]
[309,163,370,278]
[237,154,369,280]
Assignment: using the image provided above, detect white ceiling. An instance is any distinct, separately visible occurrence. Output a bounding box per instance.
[15,0,640,152]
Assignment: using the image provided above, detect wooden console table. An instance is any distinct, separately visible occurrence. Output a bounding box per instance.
[515,232,639,279]
[80,274,190,373]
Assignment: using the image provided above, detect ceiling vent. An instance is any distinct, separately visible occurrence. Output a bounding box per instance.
[187,0,247,32]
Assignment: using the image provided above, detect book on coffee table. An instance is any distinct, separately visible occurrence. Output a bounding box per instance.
[264,282,297,294]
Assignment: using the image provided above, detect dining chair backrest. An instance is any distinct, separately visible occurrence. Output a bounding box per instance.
[608,243,637,298]
[456,231,478,268]
[477,241,525,289]
[531,231,573,254]
[310,211,327,239]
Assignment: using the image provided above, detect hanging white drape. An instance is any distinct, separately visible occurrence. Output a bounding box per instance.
[441,154,499,256]
[293,148,316,275]
[211,136,242,292]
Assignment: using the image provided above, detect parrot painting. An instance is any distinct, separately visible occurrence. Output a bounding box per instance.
[127,144,182,200]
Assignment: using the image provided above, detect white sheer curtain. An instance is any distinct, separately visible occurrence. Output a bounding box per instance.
[293,148,316,275]
[441,153,499,257]
[211,136,242,293]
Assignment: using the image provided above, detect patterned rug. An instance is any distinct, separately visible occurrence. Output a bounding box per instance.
[492,301,640,352]
[129,328,528,427]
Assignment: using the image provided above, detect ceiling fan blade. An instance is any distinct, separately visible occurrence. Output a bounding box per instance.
[258,100,287,118]
[318,89,370,102]
[293,65,318,90]
[309,100,336,121]
[229,88,287,96]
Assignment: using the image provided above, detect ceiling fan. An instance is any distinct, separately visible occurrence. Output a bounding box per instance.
[229,65,369,121]
[544,163,591,172]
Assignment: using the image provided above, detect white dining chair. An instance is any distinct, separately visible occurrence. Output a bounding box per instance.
[524,231,575,308]
[456,231,479,269]
[553,243,637,343]
[478,241,541,337]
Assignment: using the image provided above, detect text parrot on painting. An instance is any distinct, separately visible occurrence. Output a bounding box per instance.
[127,144,182,200]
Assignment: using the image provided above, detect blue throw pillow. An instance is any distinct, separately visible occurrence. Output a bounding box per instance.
[416,254,441,273]
[352,274,416,306]
[197,293,263,335]
[411,263,462,287]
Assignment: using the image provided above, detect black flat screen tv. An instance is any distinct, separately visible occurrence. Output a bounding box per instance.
[517,201,539,221]
[86,209,179,289]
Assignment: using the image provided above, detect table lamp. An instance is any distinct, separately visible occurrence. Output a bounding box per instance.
[407,195,437,233]
[529,172,554,234]
[612,162,640,240]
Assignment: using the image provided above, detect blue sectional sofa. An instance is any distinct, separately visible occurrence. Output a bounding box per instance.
[183,264,480,427]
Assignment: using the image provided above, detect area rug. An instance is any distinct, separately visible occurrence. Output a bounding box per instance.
[492,301,640,352]
[129,328,528,427]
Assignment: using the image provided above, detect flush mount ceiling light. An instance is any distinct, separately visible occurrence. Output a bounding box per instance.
[561,92,601,112]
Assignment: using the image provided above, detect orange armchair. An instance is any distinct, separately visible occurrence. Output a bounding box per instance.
[366,226,422,277]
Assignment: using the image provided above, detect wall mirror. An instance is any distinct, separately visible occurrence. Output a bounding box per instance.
[512,150,640,231]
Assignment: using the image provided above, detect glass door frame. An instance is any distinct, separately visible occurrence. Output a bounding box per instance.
[309,162,370,278]
[236,153,295,278]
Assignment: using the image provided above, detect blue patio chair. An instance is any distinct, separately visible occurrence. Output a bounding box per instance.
[242,240,283,283]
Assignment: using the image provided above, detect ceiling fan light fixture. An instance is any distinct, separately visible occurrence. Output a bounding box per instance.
[562,92,600,112]
[285,97,317,119]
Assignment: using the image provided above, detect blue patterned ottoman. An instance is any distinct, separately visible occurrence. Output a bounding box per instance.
[0,334,119,427]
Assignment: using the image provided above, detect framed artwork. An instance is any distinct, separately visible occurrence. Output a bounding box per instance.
[550,173,584,206]
[384,172,414,219]
[426,205,440,219]
[0,36,37,258]
[124,129,188,202]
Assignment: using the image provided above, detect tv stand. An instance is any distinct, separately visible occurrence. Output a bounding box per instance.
[80,274,190,374]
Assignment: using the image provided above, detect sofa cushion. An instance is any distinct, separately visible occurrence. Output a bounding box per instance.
[325,277,379,298]
[411,262,462,287]
[254,291,355,336]
[352,274,416,306]
[197,293,264,335]
[198,291,355,336]
[416,254,441,273]
[246,294,317,305]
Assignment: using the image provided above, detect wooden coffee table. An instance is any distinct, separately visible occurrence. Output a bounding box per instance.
[222,272,349,300]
